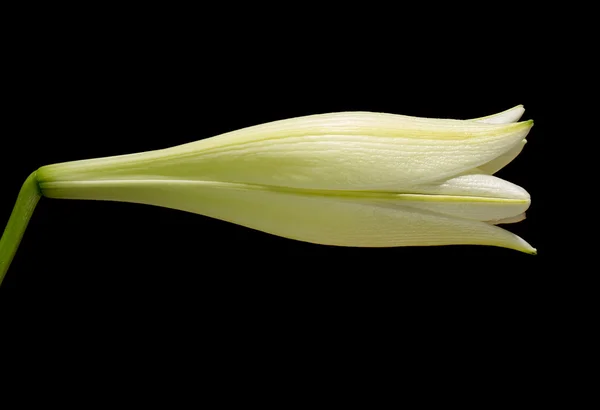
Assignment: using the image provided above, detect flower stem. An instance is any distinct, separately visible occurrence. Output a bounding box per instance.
[0,171,42,285]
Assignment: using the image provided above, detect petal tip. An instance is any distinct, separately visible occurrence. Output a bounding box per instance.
[516,237,537,255]
[512,119,534,139]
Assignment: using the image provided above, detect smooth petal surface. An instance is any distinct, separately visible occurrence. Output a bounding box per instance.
[38,115,533,192]
[470,105,525,124]
[488,213,527,225]
[386,173,530,221]
[390,195,529,222]
[469,105,527,173]
[40,179,536,254]
[478,139,527,174]
[411,173,530,199]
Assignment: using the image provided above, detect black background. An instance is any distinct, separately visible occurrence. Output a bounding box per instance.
[1,7,576,393]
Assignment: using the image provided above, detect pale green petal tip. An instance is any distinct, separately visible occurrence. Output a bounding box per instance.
[491,224,536,255]
[519,119,534,129]
[499,242,537,255]
[516,237,537,255]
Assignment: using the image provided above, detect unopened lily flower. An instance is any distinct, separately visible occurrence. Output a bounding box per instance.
[0,105,534,284]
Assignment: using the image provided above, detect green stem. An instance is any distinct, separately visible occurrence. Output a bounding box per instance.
[0,171,42,285]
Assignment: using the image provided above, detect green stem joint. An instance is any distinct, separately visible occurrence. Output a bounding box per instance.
[0,171,42,285]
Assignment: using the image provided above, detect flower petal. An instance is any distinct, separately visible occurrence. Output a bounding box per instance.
[387,173,530,221]
[39,115,534,192]
[468,105,528,173]
[411,173,530,199]
[477,139,527,174]
[40,179,536,254]
[487,213,526,225]
[385,195,529,222]
[470,105,525,124]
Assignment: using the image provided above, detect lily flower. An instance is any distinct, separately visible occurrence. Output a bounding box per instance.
[0,105,535,283]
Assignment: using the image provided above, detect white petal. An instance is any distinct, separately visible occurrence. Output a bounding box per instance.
[470,105,525,124]
[468,105,528,173]
[40,114,534,192]
[477,139,527,174]
[390,173,530,221]
[411,173,530,199]
[488,213,526,225]
[40,179,537,254]
[387,195,529,222]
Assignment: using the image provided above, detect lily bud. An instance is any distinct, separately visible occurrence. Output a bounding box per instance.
[0,105,535,283]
